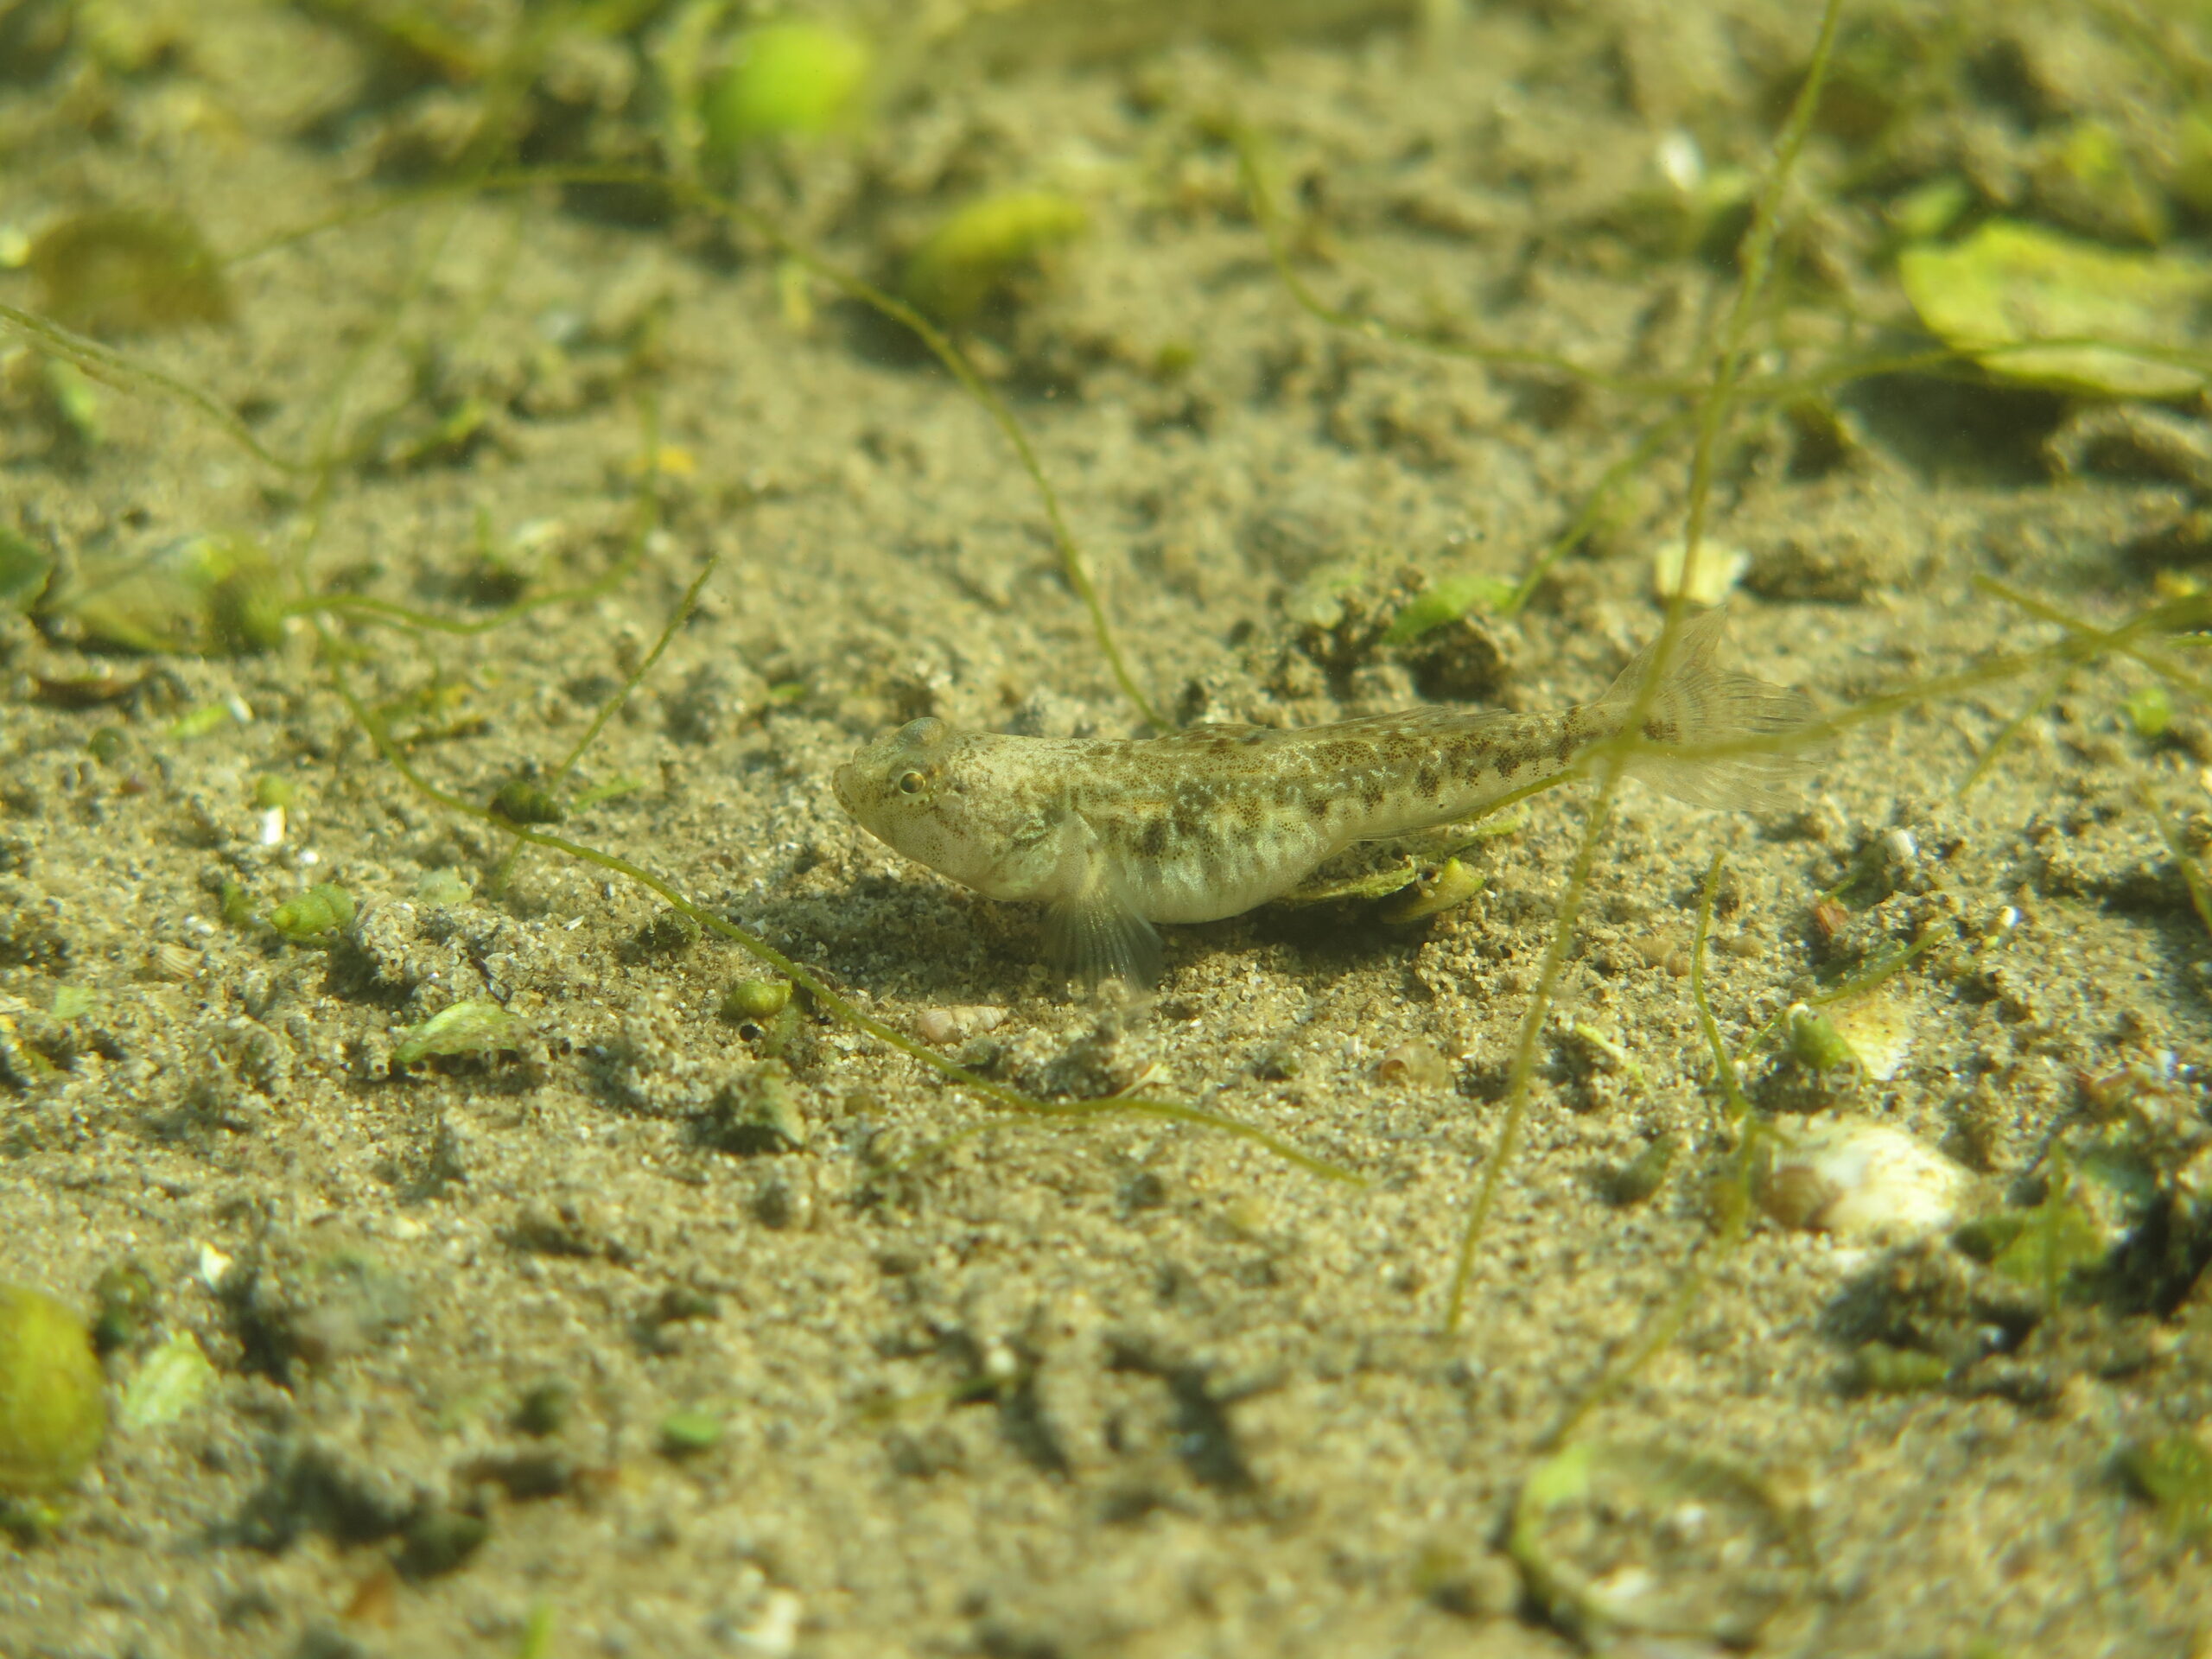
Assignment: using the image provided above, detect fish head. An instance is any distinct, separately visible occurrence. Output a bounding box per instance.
[835,717,998,884]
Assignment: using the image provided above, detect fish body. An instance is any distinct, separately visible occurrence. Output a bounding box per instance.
[835,608,1810,983]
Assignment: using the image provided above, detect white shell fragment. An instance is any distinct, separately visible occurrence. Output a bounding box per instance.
[1759,1117,1967,1240]
[1827,991,1914,1083]
[1650,538,1749,606]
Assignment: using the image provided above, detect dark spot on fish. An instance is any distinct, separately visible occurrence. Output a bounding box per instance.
[1305,795,1332,822]
[1497,752,1522,779]
[1358,779,1385,810]
[1642,718,1678,744]
[1135,817,1170,858]
[1414,764,1440,797]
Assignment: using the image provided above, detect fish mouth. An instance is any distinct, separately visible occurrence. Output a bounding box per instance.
[830,762,857,814]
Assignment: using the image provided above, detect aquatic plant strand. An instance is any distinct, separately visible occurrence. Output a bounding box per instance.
[1444,0,1847,1336]
[1536,853,1760,1448]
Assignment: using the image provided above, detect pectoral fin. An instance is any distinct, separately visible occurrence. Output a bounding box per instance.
[1045,887,1162,988]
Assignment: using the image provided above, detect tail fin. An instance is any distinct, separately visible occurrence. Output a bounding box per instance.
[1597,607,1815,811]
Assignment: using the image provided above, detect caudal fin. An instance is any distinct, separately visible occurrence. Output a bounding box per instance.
[1598,607,1815,812]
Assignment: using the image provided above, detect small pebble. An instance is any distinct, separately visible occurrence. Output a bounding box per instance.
[913,1005,1006,1045]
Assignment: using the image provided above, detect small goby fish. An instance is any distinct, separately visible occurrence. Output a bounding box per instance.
[835,607,1810,985]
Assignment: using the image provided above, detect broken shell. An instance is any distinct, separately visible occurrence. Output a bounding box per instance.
[1827,991,1914,1083]
[1650,539,1749,606]
[1380,858,1486,924]
[1758,1117,1967,1239]
[1376,1042,1453,1088]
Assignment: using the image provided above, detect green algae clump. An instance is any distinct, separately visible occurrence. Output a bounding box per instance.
[903,192,1089,326]
[0,1285,107,1496]
[702,22,871,154]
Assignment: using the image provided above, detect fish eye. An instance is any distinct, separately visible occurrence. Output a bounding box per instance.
[896,770,926,795]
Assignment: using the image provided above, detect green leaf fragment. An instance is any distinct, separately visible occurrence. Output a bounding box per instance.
[41,361,105,448]
[219,880,256,929]
[1847,1341,1948,1395]
[392,1000,523,1066]
[27,207,232,336]
[2177,105,2212,219]
[658,1408,725,1455]
[411,868,472,907]
[2120,1433,2212,1541]
[1382,575,1518,645]
[0,528,54,613]
[2125,685,2172,739]
[1379,857,1487,923]
[63,533,282,657]
[168,703,233,740]
[48,986,93,1020]
[0,1285,106,1497]
[1992,1197,2106,1297]
[118,1332,215,1432]
[1887,175,1972,245]
[1607,1133,1681,1206]
[1897,220,2212,398]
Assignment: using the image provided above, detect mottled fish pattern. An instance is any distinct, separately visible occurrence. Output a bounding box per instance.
[834,607,1811,984]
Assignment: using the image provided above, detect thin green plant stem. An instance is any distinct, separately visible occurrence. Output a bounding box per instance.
[2137,782,2212,943]
[1443,776,1620,1332]
[489,525,707,895]
[1504,413,1692,616]
[1957,667,2074,798]
[492,166,1164,728]
[1675,0,1845,603]
[1691,852,1752,1126]
[482,164,1164,729]
[0,302,311,474]
[1536,853,1755,1448]
[1442,0,1847,1336]
[550,551,709,794]
[1976,575,2212,704]
[320,643,1355,1182]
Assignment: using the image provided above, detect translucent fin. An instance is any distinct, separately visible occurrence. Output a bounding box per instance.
[1045,887,1163,988]
[1599,607,1815,812]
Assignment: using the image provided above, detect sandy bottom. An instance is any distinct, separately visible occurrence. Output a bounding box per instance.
[2,3,2209,1656]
